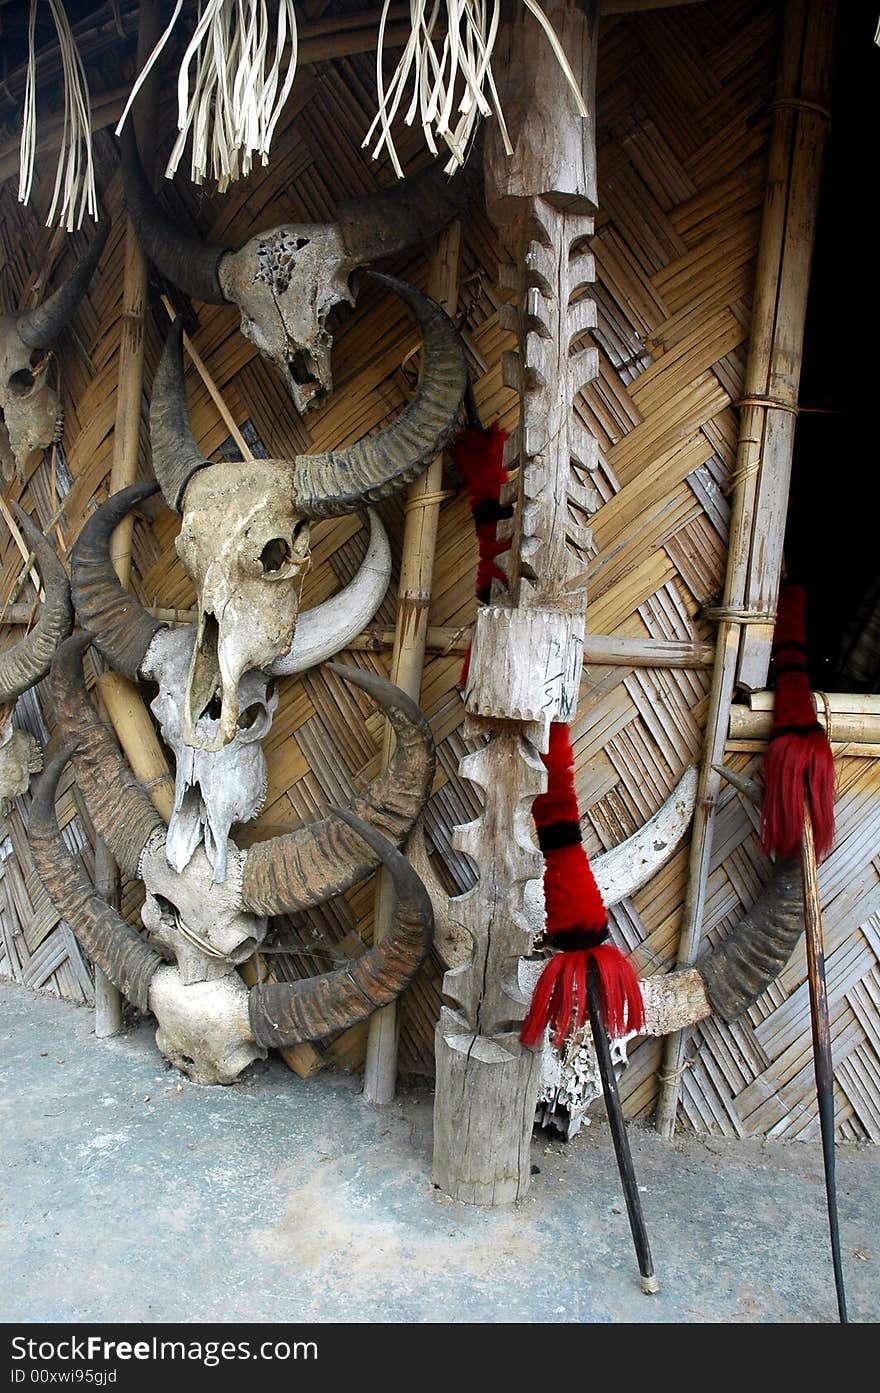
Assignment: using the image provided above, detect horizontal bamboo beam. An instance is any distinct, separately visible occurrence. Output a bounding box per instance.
[728,705,880,745]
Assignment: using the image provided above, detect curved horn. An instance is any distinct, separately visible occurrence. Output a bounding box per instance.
[336,127,484,265]
[696,858,804,1021]
[248,807,433,1046]
[18,218,109,350]
[29,744,163,1013]
[593,765,699,907]
[269,509,391,677]
[48,635,166,879]
[119,123,228,305]
[0,506,73,705]
[241,663,434,916]
[292,274,467,518]
[70,482,165,679]
[149,318,209,512]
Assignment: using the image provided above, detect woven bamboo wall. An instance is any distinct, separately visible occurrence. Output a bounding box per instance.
[2,0,879,1139]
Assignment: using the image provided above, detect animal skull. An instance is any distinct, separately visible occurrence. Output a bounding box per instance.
[0,327,60,482]
[121,122,480,413]
[218,225,355,415]
[143,626,279,881]
[0,220,107,481]
[173,461,309,751]
[0,713,42,813]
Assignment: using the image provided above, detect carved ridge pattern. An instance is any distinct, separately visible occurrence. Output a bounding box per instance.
[497,199,599,610]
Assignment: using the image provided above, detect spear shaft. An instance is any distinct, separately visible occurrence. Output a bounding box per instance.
[586,962,658,1295]
[800,796,848,1323]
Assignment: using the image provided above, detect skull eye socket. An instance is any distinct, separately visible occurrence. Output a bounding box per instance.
[7,367,35,396]
[237,703,261,731]
[260,537,291,573]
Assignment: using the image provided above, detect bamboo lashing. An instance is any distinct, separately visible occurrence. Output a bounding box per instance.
[655,0,837,1139]
[363,220,463,1106]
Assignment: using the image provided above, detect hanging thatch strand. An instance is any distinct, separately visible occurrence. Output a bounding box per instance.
[70,481,164,681]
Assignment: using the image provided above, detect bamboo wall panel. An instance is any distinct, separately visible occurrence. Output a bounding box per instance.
[2,0,879,1139]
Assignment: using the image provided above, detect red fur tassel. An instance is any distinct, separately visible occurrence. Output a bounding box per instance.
[760,584,836,862]
[450,424,511,685]
[520,722,645,1049]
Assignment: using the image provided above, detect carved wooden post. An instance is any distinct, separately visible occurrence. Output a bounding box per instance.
[432,0,599,1205]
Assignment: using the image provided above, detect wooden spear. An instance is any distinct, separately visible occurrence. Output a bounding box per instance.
[586,963,659,1294]
[800,796,848,1323]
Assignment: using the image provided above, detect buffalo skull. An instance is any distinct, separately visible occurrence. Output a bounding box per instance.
[72,274,467,766]
[120,123,480,414]
[0,221,107,481]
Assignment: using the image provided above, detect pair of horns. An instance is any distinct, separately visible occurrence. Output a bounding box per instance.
[30,743,432,1043]
[71,274,465,682]
[150,273,467,515]
[37,638,435,1043]
[119,122,482,311]
[0,507,73,707]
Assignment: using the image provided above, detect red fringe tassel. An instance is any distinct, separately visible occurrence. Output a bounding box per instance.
[520,722,645,1050]
[760,584,836,862]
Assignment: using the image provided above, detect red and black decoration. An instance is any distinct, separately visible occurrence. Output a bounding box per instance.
[760,582,836,863]
[453,421,645,1051]
[520,721,645,1049]
[450,423,511,684]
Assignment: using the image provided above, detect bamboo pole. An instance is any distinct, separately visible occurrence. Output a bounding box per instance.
[655,0,836,1139]
[363,222,462,1106]
[95,0,162,1034]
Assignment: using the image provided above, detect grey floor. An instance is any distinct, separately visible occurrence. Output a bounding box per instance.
[1,979,878,1324]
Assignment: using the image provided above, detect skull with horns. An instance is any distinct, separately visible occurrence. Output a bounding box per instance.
[71,274,465,881]
[30,276,467,1083]
[121,125,481,415]
[0,220,108,482]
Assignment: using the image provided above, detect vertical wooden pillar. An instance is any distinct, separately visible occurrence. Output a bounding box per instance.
[433,0,600,1204]
[363,224,463,1105]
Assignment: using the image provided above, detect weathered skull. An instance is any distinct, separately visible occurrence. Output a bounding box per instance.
[0,219,107,480]
[149,963,265,1086]
[139,829,267,986]
[121,121,480,413]
[0,324,60,482]
[218,225,355,415]
[143,625,279,881]
[174,462,310,751]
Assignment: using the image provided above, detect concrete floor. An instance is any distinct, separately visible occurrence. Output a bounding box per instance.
[1,980,878,1324]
